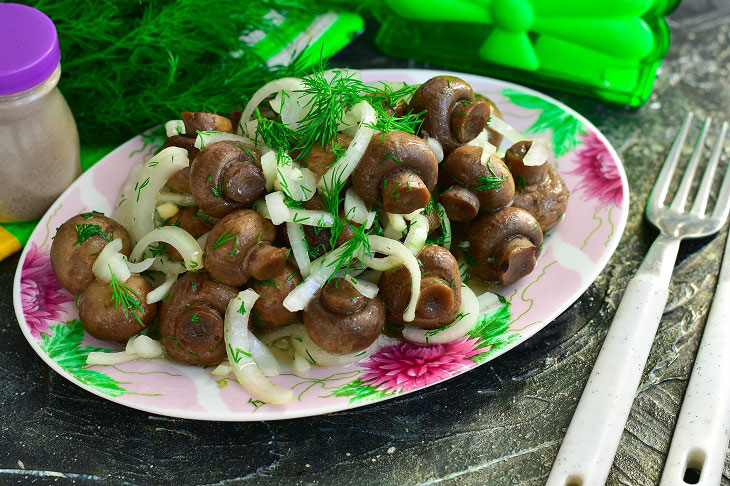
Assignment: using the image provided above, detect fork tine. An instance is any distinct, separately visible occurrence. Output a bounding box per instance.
[670,117,712,210]
[711,130,730,223]
[692,121,728,216]
[648,112,694,210]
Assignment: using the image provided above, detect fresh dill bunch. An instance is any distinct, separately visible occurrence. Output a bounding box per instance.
[108,266,144,327]
[367,107,425,138]
[254,109,297,153]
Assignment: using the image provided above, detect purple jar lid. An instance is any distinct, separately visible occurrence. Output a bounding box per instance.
[0,3,61,96]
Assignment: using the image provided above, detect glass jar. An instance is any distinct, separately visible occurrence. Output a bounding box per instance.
[0,3,81,222]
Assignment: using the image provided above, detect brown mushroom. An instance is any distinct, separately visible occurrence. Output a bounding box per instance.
[441,145,515,221]
[291,194,354,259]
[165,207,214,261]
[303,278,385,355]
[78,275,157,342]
[161,136,199,194]
[379,245,461,330]
[204,209,288,287]
[50,212,133,295]
[352,131,438,214]
[251,263,302,330]
[160,272,238,365]
[475,94,504,147]
[466,207,543,285]
[409,76,491,154]
[189,141,265,218]
[296,134,353,178]
[181,112,234,135]
[504,141,570,232]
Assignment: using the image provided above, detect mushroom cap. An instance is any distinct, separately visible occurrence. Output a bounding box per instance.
[181,112,234,135]
[443,145,515,211]
[512,163,570,232]
[204,209,287,287]
[165,207,214,261]
[190,141,265,218]
[466,207,543,285]
[297,134,353,178]
[251,263,302,330]
[303,278,386,355]
[50,213,133,295]
[78,275,157,342]
[351,130,438,213]
[504,141,548,186]
[166,167,192,194]
[160,272,238,365]
[409,76,489,153]
[379,245,462,330]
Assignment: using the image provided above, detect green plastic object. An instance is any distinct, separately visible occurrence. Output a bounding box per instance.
[375,0,681,106]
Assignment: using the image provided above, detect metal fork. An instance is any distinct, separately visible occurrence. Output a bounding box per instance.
[546,113,730,486]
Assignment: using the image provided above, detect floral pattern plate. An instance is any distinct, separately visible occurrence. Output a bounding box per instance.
[13,69,629,421]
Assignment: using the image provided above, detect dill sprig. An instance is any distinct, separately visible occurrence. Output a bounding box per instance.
[472,162,506,192]
[73,224,112,246]
[211,230,237,250]
[108,266,144,327]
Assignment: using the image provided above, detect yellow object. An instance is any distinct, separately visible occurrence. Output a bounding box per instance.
[0,225,21,260]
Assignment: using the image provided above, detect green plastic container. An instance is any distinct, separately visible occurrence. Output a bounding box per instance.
[375,0,681,106]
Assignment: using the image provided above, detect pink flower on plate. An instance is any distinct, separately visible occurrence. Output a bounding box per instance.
[568,131,623,207]
[20,243,73,338]
[360,338,482,393]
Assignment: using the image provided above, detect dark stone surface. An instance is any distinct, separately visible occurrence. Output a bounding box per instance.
[2,0,730,483]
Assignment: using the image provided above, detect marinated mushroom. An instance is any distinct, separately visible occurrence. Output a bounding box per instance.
[409,76,491,154]
[165,207,214,261]
[303,278,386,354]
[475,94,504,147]
[441,145,515,221]
[297,194,354,259]
[379,245,461,329]
[505,141,570,232]
[160,272,238,365]
[51,212,133,294]
[352,131,438,214]
[161,136,199,194]
[466,207,543,285]
[189,141,265,218]
[251,263,302,330]
[297,134,353,178]
[78,274,157,342]
[181,111,234,135]
[205,209,288,287]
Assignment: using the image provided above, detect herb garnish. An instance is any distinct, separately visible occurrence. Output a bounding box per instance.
[73,224,111,246]
[108,265,144,326]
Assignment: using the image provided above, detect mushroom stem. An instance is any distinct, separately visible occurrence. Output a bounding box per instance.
[382,169,431,214]
[494,237,538,286]
[441,186,480,222]
[505,141,548,186]
[223,162,266,204]
[245,244,288,280]
[450,99,491,143]
[416,277,456,321]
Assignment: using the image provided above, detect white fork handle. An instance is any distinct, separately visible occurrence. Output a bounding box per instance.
[660,235,730,486]
[547,234,681,486]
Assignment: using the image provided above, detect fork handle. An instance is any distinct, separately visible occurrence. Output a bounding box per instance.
[660,235,730,486]
[547,234,681,486]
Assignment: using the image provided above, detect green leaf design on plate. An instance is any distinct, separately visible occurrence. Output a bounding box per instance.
[331,378,393,404]
[501,88,585,158]
[40,320,127,397]
[468,302,521,364]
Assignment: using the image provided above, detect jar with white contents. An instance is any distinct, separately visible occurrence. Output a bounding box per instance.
[0,3,80,222]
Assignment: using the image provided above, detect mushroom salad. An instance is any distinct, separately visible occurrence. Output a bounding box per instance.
[49,69,569,405]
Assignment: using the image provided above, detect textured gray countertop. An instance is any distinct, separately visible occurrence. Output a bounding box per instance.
[2,0,730,484]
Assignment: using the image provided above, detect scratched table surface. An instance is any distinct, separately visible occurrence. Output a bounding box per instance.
[2,0,730,484]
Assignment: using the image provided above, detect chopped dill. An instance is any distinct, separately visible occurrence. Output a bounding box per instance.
[190,314,200,322]
[237,300,247,315]
[211,230,236,250]
[73,224,111,246]
[516,175,526,189]
[472,162,505,192]
[135,177,150,202]
[209,184,223,197]
[228,343,251,363]
[108,265,144,326]
[255,279,278,288]
[80,210,103,220]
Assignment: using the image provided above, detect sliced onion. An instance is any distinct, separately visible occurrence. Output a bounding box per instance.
[120,146,189,244]
[403,213,429,255]
[264,191,335,227]
[344,187,369,224]
[523,138,551,166]
[403,285,479,344]
[112,162,143,224]
[239,77,304,134]
[478,291,502,313]
[466,129,497,166]
[92,239,130,283]
[317,101,376,195]
[260,151,277,191]
[488,116,525,144]
[363,235,420,322]
[224,289,293,404]
[194,131,255,150]
[345,274,379,299]
[291,350,312,375]
[383,212,407,240]
[211,361,232,377]
[86,351,135,365]
[424,133,444,163]
[196,232,209,249]
[287,222,311,278]
[165,120,185,137]
[247,333,281,377]
[146,273,177,304]
[126,257,155,274]
[130,226,203,273]
[158,192,196,206]
[130,335,165,359]
[243,119,260,143]
[299,168,317,201]
[363,210,377,230]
